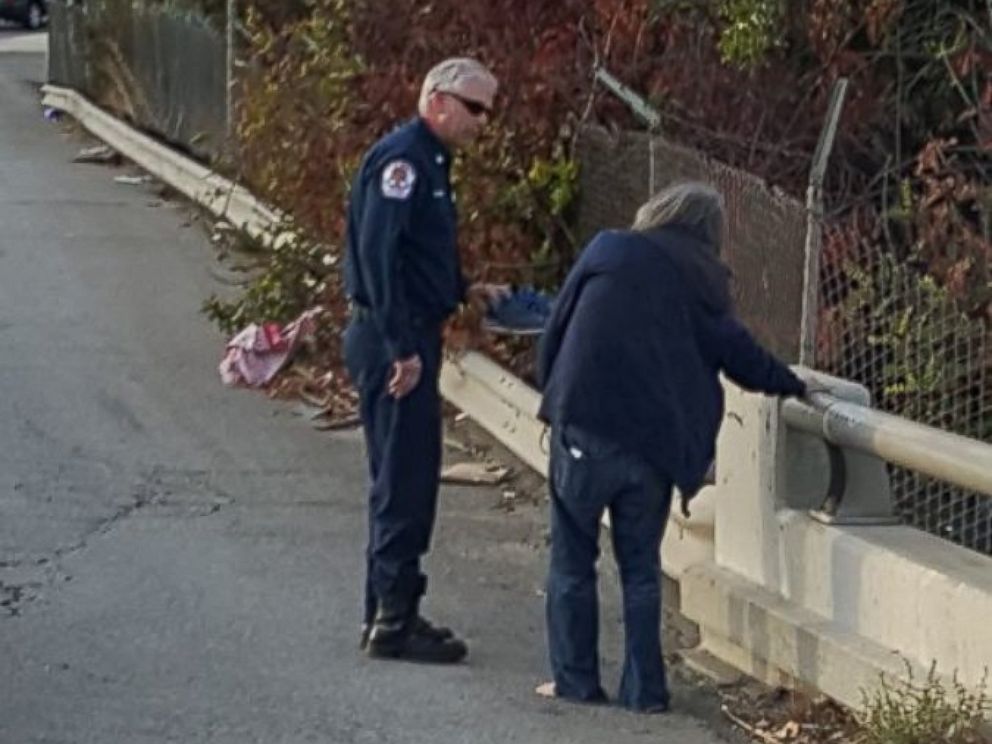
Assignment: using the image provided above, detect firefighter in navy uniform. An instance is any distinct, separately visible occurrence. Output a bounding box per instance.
[343,58,502,664]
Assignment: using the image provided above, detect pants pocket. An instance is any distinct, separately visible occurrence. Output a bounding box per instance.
[560,424,623,461]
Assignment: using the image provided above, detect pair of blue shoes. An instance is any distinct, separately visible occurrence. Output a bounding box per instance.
[484,286,554,336]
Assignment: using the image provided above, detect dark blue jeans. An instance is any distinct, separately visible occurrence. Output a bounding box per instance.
[547,424,673,711]
[343,317,443,623]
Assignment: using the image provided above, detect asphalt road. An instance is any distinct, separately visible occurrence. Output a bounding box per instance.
[0,34,732,744]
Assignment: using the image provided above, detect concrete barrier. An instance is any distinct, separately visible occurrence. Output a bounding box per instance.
[682,379,992,707]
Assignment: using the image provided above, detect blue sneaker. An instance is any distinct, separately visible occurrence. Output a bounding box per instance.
[483,286,553,336]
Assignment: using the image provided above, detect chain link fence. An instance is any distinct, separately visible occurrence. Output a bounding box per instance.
[817,233,992,554]
[576,124,806,362]
[48,0,228,160]
[47,1,90,92]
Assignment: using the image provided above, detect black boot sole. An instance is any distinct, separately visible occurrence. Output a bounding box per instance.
[366,639,468,664]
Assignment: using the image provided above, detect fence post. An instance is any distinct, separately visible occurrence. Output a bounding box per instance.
[592,65,663,200]
[799,78,848,367]
[225,0,236,141]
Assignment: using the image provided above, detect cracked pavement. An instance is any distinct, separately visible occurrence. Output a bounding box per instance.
[0,38,734,744]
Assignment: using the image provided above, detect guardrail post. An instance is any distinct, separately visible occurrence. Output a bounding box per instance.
[712,382,789,590]
[712,370,899,592]
[781,369,897,525]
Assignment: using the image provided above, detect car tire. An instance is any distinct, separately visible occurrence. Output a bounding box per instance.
[24,2,45,30]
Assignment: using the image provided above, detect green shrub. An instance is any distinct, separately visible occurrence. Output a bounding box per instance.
[856,661,991,744]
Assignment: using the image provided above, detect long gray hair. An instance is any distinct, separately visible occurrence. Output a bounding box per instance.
[631,181,724,254]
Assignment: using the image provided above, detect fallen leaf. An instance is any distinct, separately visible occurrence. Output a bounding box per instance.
[72,144,119,164]
[441,462,510,485]
[774,720,801,739]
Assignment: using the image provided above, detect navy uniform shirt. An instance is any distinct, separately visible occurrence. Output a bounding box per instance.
[344,118,467,361]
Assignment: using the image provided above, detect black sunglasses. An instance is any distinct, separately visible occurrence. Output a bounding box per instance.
[440,90,492,117]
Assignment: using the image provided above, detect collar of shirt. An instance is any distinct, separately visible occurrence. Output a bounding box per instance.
[413,117,451,170]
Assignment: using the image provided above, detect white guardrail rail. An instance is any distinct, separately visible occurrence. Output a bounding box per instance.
[785,393,992,498]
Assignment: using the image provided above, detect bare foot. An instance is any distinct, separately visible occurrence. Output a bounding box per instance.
[535,681,556,698]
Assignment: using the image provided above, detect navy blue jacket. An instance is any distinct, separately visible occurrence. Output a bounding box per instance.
[345,118,467,360]
[537,226,805,496]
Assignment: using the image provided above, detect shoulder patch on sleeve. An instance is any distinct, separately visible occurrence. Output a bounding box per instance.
[381,160,417,200]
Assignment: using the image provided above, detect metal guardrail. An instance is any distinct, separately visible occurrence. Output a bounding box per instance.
[42,85,282,245]
[784,393,992,500]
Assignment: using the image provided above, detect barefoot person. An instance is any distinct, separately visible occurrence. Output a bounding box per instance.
[536,182,808,710]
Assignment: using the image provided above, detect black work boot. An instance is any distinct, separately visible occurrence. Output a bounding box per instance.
[412,615,454,641]
[366,598,467,664]
[360,616,452,651]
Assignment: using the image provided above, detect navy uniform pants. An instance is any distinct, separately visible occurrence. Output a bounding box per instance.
[343,317,443,623]
[546,423,673,712]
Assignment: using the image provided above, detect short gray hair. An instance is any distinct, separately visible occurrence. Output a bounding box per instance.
[418,58,497,115]
[632,181,724,252]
